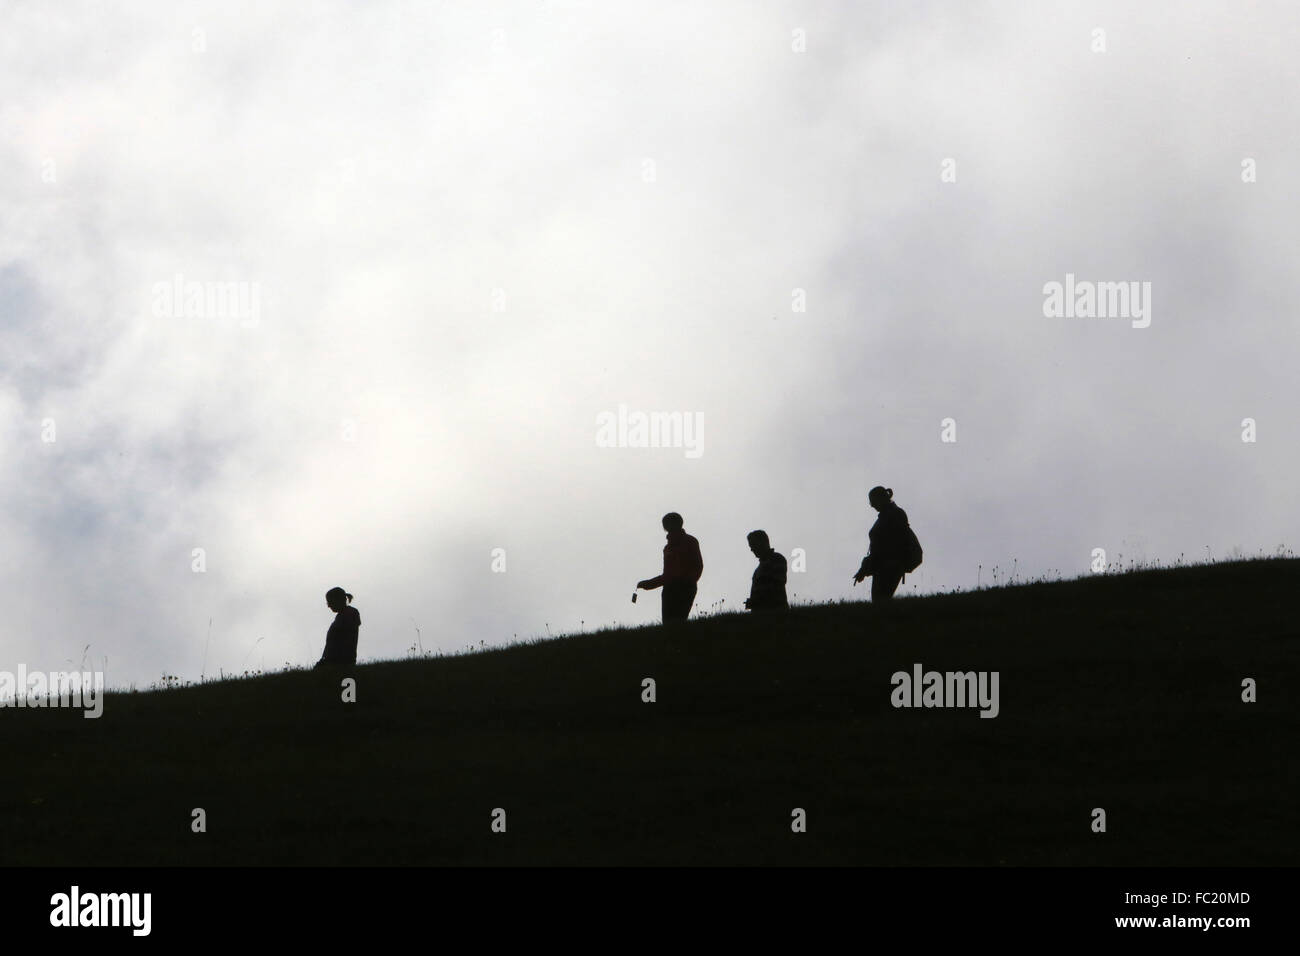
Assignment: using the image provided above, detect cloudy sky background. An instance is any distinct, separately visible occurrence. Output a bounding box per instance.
[1,0,1296,689]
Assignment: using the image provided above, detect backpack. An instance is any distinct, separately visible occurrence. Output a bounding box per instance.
[903,526,923,574]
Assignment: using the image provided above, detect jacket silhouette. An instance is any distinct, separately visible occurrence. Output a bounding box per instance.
[869,501,910,563]
[641,530,704,590]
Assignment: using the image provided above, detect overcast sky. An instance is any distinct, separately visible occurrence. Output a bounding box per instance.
[2,0,1296,690]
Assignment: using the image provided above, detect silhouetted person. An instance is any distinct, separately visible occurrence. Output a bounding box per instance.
[852,486,911,602]
[315,587,360,668]
[636,512,703,623]
[744,530,788,611]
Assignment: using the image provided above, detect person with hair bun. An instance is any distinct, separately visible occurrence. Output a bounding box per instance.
[315,587,361,668]
[852,486,911,601]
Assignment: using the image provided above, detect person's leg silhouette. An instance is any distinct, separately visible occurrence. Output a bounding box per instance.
[662,581,697,623]
[872,564,903,602]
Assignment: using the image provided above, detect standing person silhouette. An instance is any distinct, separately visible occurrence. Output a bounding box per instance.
[315,587,360,668]
[744,530,788,611]
[852,487,911,602]
[636,512,703,623]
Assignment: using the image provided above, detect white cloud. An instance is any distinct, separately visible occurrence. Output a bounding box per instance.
[1,0,1296,687]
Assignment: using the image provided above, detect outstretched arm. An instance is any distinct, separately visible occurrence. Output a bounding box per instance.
[638,575,665,590]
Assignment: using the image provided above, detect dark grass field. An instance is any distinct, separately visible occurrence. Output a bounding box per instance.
[3,559,1296,866]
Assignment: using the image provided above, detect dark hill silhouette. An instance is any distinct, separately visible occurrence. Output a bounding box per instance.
[2,558,1296,865]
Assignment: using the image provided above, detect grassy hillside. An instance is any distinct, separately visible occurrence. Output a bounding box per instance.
[3,559,1296,866]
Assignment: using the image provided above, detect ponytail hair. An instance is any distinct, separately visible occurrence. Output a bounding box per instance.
[868,485,894,505]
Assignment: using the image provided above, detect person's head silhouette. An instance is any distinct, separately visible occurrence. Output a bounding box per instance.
[325,587,353,613]
[868,486,894,511]
[662,512,684,533]
[747,530,771,556]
